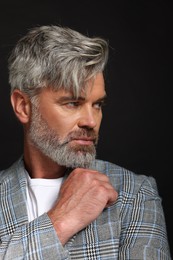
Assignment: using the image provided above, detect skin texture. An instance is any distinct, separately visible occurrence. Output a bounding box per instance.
[11,72,118,245]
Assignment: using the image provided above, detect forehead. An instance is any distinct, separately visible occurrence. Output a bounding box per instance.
[79,72,105,98]
[40,72,106,100]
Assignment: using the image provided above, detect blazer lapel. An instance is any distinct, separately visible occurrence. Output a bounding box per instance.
[0,158,28,238]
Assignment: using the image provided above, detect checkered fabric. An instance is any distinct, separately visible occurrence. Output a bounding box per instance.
[0,157,171,259]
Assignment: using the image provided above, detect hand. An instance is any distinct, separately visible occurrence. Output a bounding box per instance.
[48,168,118,245]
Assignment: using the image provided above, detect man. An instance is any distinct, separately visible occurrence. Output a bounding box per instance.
[0,25,171,259]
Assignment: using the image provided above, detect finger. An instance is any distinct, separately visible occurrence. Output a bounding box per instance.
[68,168,110,183]
[105,189,118,208]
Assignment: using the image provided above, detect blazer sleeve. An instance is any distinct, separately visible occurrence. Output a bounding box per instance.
[118,175,171,259]
[0,213,71,259]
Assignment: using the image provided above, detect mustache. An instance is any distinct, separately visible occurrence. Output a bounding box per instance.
[64,129,98,143]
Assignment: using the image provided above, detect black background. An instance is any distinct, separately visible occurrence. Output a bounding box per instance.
[0,0,172,256]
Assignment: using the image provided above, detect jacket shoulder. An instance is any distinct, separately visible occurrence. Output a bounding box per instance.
[94,159,158,195]
[0,157,23,184]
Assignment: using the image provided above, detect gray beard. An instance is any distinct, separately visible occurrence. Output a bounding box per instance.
[28,105,98,169]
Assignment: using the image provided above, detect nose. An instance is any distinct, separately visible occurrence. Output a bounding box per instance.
[77,105,98,129]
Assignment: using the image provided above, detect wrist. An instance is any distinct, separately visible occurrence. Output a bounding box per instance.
[48,210,77,245]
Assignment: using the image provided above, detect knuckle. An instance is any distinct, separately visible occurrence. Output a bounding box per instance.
[93,183,107,195]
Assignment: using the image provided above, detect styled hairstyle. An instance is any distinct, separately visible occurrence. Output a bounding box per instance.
[8,25,109,97]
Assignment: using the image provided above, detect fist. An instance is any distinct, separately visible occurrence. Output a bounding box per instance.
[48,168,118,245]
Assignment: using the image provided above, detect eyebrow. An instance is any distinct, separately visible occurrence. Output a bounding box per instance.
[57,94,107,103]
[57,96,85,102]
[94,94,107,103]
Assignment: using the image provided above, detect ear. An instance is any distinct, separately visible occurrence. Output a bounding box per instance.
[11,89,31,124]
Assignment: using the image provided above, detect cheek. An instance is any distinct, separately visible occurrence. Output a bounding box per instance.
[95,113,103,130]
[98,111,103,122]
[42,106,77,130]
[53,116,78,134]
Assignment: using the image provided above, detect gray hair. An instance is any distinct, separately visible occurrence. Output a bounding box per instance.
[8,25,109,97]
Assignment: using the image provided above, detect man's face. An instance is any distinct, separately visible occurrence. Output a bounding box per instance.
[28,73,106,168]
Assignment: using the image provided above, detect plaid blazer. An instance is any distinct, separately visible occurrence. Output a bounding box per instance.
[0,157,171,259]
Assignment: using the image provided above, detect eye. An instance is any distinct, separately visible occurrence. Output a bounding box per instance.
[65,101,80,108]
[93,100,106,110]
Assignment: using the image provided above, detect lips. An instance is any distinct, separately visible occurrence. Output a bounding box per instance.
[70,137,95,145]
[66,129,98,146]
[73,137,94,141]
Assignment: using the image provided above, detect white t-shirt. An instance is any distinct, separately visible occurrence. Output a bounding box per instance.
[25,171,63,222]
